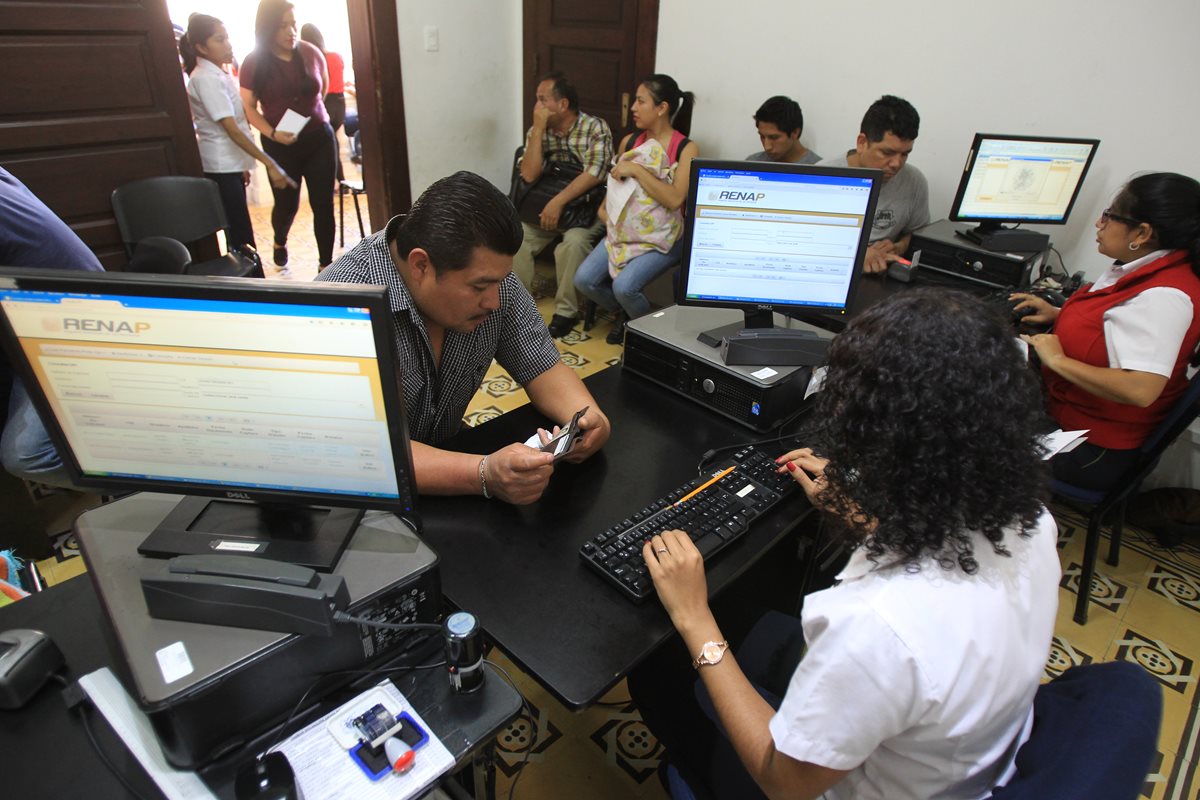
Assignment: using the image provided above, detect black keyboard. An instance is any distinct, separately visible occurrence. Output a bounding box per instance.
[579,446,799,603]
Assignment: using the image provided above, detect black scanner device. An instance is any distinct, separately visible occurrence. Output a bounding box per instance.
[141,554,350,636]
[721,328,831,367]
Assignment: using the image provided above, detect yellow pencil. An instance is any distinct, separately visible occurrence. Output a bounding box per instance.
[675,465,735,506]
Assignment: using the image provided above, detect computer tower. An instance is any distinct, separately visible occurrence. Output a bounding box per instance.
[77,494,441,769]
[908,219,1045,289]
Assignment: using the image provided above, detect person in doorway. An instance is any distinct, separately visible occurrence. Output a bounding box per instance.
[178,12,296,254]
[240,0,337,272]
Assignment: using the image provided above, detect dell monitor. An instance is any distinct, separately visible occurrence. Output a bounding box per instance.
[0,268,417,571]
[677,159,882,365]
[949,133,1100,252]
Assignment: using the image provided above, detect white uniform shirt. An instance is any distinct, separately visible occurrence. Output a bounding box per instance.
[768,509,1060,800]
[1088,249,1193,377]
[186,58,256,174]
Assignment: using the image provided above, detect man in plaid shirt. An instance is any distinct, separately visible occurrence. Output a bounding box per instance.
[512,72,613,338]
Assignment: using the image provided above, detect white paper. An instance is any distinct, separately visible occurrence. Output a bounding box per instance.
[274,680,454,800]
[804,366,828,399]
[275,109,310,136]
[751,366,778,380]
[1040,429,1089,459]
[78,668,218,800]
[155,641,194,685]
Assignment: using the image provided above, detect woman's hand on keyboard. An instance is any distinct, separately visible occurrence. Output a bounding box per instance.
[644,530,713,632]
[776,449,831,507]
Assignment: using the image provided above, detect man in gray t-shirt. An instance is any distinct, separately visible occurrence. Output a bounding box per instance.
[745,95,821,165]
[817,95,930,273]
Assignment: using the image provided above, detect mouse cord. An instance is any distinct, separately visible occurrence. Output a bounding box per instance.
[58,674,154,800]
[482,659,534,800]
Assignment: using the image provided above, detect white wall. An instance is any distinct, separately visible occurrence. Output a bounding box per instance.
[658,0,1200,280]
[396,1,523,198]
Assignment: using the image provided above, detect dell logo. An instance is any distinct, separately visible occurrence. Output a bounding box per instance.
[225,491,252,500]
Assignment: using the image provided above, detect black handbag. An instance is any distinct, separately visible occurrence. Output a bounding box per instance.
[509,146,604,231]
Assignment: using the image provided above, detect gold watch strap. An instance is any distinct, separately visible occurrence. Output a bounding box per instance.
[692,640,729,669]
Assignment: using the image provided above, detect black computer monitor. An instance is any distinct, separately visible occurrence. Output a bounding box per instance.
[0,268,417,570]
[677,159,882,362]
[949,133,1100,251]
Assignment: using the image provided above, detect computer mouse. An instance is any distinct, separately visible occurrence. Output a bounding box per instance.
[1013,305,1037,321]
[234,752,303,800]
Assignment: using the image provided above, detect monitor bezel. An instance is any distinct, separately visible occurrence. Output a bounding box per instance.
[948,133,1101,227]
[0,267,418,518]
[676,158,883,323]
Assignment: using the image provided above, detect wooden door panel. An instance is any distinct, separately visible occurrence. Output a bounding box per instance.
[0,0,206,270]
[524,0,657,140]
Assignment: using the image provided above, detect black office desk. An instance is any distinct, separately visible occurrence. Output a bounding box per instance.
[0,571,522,799]
[420,366,812,709]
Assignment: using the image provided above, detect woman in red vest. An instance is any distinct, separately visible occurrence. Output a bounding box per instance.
[1016,172,1200,490]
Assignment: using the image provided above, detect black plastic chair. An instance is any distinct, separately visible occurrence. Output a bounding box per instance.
[338,180,366,247]
[111,176,263,278]
[1053,371,1200,623]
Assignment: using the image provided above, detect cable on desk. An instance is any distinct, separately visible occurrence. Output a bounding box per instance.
[57,674,154,800]
[332,611,444,633]
[483,659,534,800]
[696,401,817,475]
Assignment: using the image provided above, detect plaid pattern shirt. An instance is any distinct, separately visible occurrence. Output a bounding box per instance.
[526,110,613,178]
[316,217,562,445]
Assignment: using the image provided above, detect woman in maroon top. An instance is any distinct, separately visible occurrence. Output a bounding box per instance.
[239,0,336,272]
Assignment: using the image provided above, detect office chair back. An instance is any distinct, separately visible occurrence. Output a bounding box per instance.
[989,661,1161,799]
[111,176,231,256]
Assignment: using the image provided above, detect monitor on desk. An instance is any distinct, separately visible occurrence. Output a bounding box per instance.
[677,159,882,363]
[949,133,1100,251]
[0,268,417,570]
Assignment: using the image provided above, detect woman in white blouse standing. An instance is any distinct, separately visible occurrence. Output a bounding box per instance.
[178,13,294,263]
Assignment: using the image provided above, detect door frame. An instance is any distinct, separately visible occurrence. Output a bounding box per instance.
[347,0,412,230]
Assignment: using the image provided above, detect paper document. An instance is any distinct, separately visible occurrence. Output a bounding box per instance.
[1040,429,1089,459]
[275,680,454,799]
[78,668,218,800]
[275,109,310,136]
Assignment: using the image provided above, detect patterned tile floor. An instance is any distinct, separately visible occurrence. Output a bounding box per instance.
[27,197,1200,798]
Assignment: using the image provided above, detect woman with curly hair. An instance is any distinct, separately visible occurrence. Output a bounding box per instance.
[631,289,1061,800]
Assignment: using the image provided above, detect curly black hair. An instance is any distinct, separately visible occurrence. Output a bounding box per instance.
[806,288,1050,573]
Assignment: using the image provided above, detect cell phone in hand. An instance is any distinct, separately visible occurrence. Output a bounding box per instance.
[540,406,589,460]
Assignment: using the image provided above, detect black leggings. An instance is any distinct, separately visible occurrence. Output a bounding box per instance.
[1050,440,1141,491]
[205,171,255,252]
[262,121,337,266]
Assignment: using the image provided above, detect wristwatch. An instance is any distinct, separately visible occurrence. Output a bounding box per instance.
[692,640,729,669]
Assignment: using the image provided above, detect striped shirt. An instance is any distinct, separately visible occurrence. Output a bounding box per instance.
[525,110,613,178]
[316,216,562,445]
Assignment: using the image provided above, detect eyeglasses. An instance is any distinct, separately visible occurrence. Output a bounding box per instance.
[1101,207,1141,227]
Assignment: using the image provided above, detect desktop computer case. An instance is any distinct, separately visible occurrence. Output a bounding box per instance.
[623,305,817,432]
[909,219,1044,289]
[77,494,441,769]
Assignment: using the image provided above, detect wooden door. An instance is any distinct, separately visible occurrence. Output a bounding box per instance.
[0,0,208,270]
[347,0,412,230]
[523,0,658,142]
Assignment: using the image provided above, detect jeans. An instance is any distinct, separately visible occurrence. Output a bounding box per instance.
[573,238,683,319]
[1,378,73,488]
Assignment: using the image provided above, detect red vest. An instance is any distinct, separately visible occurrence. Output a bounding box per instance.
[1045,249,1200,449]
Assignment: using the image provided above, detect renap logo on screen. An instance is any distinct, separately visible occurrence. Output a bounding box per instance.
[56,318,151,335]
[708,190,766,202]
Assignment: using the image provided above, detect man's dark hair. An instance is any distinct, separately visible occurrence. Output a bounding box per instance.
[860,94,920,143]
[753,95,803,137]
[539,71,578,111]
[806,288,1049,574]
[393,171,523,273]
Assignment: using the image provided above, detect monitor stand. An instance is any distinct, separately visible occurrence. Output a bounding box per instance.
[955,222,1049,253]
[137,496,365,572]
[696,308,830,367]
